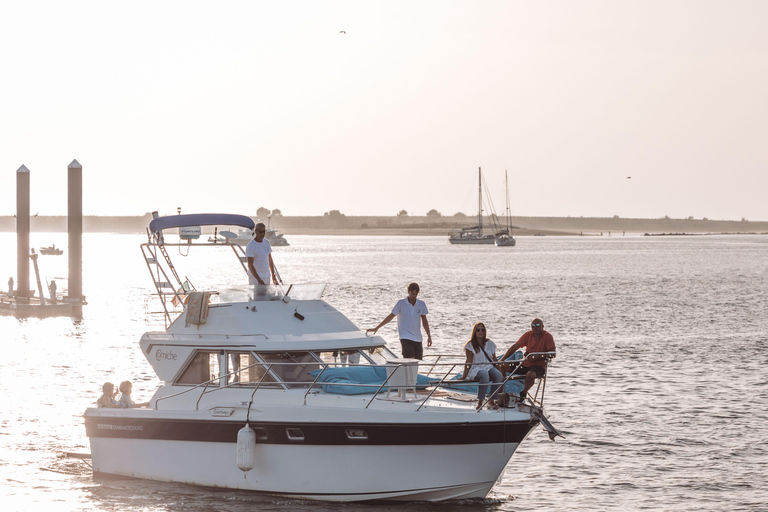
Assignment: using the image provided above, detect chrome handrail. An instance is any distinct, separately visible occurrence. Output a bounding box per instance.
[303,365,328,405]
[155,360,270,409]
[415,362,461,411]
[364,366,401,409]
[153,354,555,412]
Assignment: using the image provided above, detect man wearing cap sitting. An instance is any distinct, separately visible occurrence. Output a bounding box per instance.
[501,318,556,400]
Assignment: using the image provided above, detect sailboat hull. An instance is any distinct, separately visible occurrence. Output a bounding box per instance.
[449,236,496,245]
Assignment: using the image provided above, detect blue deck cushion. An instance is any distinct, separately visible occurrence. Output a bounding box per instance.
[308,366,435,395]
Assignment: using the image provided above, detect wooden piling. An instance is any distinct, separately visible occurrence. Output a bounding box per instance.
[16,165,31,298]
[67,159,83,301]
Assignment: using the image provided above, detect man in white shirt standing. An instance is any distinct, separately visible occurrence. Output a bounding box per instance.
[367,282,432,360]
[246,222,278,285]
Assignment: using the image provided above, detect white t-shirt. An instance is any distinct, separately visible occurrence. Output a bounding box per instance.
[465,339,497,380]
[391,298,429,342]
[117,393,135,408]
[245,238,272,284]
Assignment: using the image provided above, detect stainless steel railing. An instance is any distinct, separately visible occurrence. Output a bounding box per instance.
[152,352,555,411]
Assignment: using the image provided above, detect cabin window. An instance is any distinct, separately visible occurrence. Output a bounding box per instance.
[225,352,279,388]
[317,348,370,368]
[176,351,220,385]
[314,347,395,367]
[259,352,321,387]
[361,347,397,365]
[315,350,363,367]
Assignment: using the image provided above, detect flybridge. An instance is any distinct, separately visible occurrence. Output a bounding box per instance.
[144,212,258,325]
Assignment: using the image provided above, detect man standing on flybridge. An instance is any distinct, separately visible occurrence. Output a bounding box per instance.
[246,222,278,285]
[367,283,432,360]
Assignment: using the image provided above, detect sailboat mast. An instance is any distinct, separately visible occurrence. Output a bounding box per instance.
[505,169,512,233]
[478,167,483,233]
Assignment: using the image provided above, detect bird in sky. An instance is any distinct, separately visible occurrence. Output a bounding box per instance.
[338,30,346,34]
[626,176,632,179]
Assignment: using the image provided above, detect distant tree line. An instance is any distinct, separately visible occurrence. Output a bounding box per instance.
[396,210,468,218]
[256,207,282,219]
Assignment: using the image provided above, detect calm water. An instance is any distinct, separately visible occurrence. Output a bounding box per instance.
[1,233,767,511]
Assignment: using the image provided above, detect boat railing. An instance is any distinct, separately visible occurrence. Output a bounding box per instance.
[153,353,554,411]
[155,360,274,410]
[412,353,554,411]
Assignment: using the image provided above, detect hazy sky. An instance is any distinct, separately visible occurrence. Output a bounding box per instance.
[2,1,766,221]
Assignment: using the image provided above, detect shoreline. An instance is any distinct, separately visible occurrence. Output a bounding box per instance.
[277,228,768,236]
[1,214,766,236]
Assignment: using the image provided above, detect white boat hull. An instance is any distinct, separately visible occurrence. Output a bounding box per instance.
[88,437,521,501]
[448,237,496,245]
[85,398,537,502]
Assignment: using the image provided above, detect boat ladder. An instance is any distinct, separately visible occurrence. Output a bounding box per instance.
[141,243,187,325]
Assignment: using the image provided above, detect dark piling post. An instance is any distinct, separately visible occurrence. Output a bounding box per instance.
[67,159,83,301]
[16,165,31,299]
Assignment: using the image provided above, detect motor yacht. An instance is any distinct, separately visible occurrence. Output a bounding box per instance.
[83,212,558,502]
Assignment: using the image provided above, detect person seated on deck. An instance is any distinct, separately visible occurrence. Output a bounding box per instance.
[117,380,149,408]
[501,318,556,401]
[462,322,503,410]
[96,382,119,408]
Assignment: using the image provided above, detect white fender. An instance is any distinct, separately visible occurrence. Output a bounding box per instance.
[236,423,256,473]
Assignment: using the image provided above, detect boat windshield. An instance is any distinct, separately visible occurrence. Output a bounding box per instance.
[216,283,327,303]
[314,347,397,366]
[230,348,396,389]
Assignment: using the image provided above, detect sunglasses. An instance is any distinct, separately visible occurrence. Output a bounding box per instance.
[531,323,543,327]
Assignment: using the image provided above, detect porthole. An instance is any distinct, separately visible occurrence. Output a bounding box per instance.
[254,427,268,441]
[285,428,304,441]
[345,429,368,440]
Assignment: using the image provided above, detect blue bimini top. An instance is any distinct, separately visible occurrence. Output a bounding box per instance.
[149,213,255,234]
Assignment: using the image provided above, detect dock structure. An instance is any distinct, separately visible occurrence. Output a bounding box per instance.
[0,160,87,318]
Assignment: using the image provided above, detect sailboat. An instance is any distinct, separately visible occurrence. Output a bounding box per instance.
[448,167,497,244]
[495,170,516,247]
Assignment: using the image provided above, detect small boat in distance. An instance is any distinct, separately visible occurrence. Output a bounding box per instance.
[40,244,63,255]
[495,170,516,247]
[449,167,496,244]
[217,227,289,247]
[215,216,289,247]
